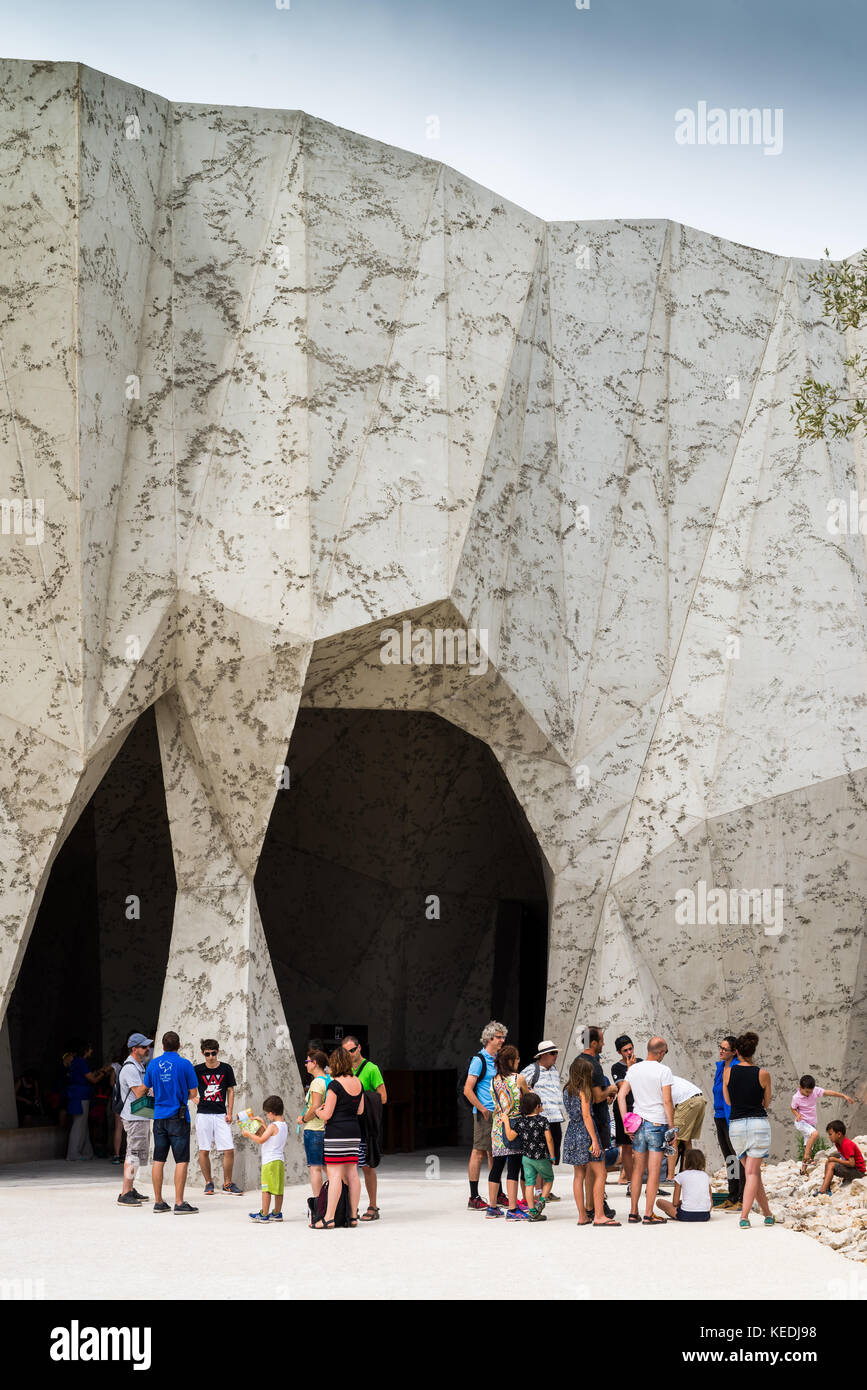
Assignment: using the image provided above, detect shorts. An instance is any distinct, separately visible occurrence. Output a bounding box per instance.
[631,1119,667,1154]
[153,1114,191,1164]
[830,1163,858,1183]
[261,1160,285,1195]
[357,1140,370,1169]
[673,1094,706,1143]
[728,1116,771,1159]
[122,1117,150,1167]
[522,1156,554,1186]
[473,1109,493,1152]
[676,1207,711,1222]
[303,1129,325,1166]
[794,1118,817,1138]
[195,1113,234,1151]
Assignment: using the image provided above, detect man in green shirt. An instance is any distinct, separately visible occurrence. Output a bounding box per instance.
[344,1036,387,1220]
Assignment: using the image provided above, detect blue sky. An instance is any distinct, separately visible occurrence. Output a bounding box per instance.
[3,0,864,256]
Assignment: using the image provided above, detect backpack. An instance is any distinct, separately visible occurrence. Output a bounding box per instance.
[529,1062,541,1088]
[461,1051,489,1107]
[111,1062,136,1116]
[307,1179,349,1228]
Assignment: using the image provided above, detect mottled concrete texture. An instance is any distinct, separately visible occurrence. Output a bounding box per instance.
[1,60,865,1179]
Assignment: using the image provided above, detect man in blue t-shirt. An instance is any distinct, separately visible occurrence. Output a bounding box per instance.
[462,1021,507,1210]
[132,1030,199,1215]
[713,1034,744,1209]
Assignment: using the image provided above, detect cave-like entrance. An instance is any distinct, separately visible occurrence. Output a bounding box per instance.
[255,707,548,1152]
[3,706,175,1158]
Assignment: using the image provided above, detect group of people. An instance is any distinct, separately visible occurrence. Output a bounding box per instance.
[20,1020,864,1231]
[463,1022,864,1227]
[110,1029,389,1225]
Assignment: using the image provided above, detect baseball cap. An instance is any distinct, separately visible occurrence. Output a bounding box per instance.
[127,1033,153,1049]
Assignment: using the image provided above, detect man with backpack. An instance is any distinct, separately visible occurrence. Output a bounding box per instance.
[115,1033,154,1208]
[463,1020,508,1210]
[520,1040,566,1201]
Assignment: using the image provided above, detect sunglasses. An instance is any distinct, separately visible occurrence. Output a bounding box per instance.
[203,1051,218,1057]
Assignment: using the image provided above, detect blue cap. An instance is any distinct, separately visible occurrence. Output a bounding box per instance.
[127,1033,153,1049]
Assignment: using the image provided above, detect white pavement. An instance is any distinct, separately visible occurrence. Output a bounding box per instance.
[0,1157,860,1300]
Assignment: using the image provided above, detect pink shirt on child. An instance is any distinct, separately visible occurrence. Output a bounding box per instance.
[791,1087,824,1127]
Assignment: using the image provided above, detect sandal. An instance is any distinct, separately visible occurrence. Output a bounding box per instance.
[576,1218,593,1225]
[312,1218,336,1229]
[360,1206,380,1221]
[593,1219,621,1226]
[628,1213,642,1223]
[348,1214,358,1227]
[642,1214,666,1224]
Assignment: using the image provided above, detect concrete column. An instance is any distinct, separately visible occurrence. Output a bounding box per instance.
[152,685,305,1190]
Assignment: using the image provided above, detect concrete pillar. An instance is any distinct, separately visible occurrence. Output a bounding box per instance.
[152,682,305,1190]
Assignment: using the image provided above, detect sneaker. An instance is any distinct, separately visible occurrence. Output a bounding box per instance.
[173,1202,198,1214]
[131,1189,150,1202]
[110,1155,123,1165]
[116,1192,142,1207]
[526,1208,548,1221]
[203,1182,215,1196]
[545,1192,561,1202]
[497,1190,509,1208]
[269,1212,283,1222]
[153,1201,171,1213]
[516,1198,529,1210]
[467,1195,487,1211]
[485,1205,504,1219]
[249,1211,270,1223]
[222,1183,243,1196]
[625,1183,631,1195]
[505,1208,529,1221]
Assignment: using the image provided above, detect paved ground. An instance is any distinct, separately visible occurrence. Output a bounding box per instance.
[0,1152,858,1300]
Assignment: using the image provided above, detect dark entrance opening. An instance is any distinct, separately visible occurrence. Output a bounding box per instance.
[5,706,175,1151]
[255,708,548,1151]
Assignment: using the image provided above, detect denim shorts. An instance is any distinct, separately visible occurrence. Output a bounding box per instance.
[631,1119,667,1154]
[728,1116,771,1159]
[303,1128,325,1166]
[152,1113,190,1164]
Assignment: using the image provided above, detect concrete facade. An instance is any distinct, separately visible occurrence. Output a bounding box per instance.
[1,60,865,1180]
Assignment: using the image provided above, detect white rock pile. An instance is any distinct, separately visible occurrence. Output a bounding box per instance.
[712,1136,867,1262]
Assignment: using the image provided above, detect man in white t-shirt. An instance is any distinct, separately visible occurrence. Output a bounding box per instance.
[667,1074,706,1179]
[616,1036,674,1224]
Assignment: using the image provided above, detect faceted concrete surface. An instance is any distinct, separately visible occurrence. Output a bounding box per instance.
[1,57,866,1180]
[0,1160,860,1301]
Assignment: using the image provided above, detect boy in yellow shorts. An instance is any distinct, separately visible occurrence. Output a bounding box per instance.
[243,1096,287,1223]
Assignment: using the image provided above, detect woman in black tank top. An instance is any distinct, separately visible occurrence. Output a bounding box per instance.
[722,1031,775,1228]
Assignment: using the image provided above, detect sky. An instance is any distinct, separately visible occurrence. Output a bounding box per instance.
[2,0,865,257]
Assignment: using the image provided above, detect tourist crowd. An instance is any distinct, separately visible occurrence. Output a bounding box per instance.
[31,1020,861,1228]
[462,1023,863,1227]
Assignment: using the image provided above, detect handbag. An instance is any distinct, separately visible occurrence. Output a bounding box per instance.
[130,1093,155,1119]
